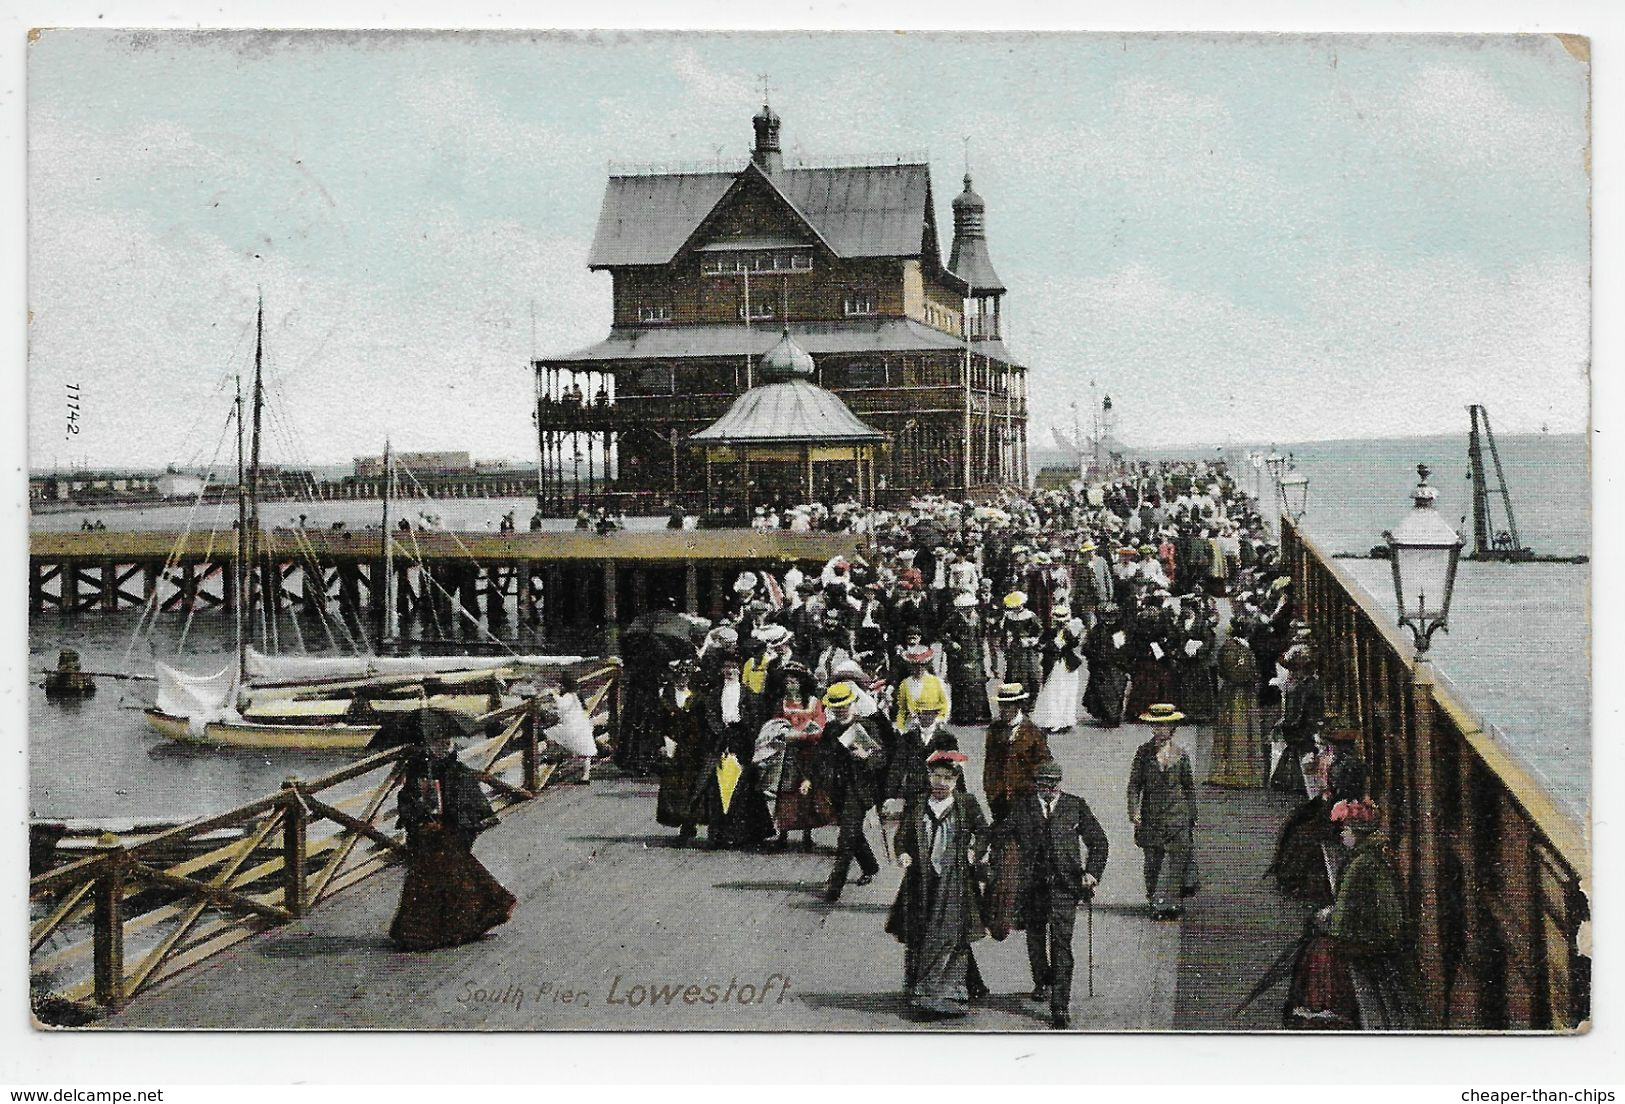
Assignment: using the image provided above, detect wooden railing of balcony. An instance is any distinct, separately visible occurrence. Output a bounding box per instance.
[1281,517,1589,1031]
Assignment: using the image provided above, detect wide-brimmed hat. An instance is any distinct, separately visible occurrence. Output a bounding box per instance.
[1003,590,1028,610]
[926,750,968,768]
[902,644,934,665]
[1036,761,1064,783]
[733,571,759,593]
[953,591,977,608]
[1117,547,1138,559]
[1078,540,1097,553]
[823,683,857,709]
[995,682,1029,703]
[1139,703,1185,724]
[753,623,792,646]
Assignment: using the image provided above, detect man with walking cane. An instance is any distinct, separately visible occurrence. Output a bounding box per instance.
[997,760,1110,1028]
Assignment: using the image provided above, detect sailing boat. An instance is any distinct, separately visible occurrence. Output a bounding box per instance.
[142,298,577,750]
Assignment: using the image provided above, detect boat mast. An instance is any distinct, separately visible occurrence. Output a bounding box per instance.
[380,438,394,646]
[234,372,248,693]
[247,294,266,652]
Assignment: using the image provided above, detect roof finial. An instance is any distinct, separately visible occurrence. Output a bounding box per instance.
[751,84,782,173]
[963,135,971,184]
[758,72,773,108]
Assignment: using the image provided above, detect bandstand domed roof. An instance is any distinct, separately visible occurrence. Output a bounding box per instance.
[690,329,886,447]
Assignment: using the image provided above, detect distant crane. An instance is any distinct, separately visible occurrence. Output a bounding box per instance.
[1465,404,1532,561]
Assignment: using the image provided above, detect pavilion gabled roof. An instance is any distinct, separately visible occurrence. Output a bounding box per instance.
[588,162,934,269]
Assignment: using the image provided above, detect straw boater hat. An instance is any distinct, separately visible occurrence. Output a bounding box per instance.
[1003,590,1028,610]
[1078,540,1097,554]
[902,644,934,665]
[823,683,857,709]
[1117,547,1138,560]
[1139,703,1185,724]
[926,750,968,768]
[1036,761,1064,783]
[996,683,1029,704]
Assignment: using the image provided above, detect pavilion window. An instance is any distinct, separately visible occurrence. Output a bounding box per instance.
[737,299,775,321]
[637,302,673,324]
[843,360,886,388]
[843,290,878,317]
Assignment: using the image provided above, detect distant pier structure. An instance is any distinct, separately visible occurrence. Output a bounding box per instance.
[27,528,861,652]
[533,101,1030,514]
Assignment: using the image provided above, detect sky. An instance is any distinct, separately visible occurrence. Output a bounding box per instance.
[26,30,1591,470]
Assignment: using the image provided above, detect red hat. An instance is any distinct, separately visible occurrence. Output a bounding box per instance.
[1330,798,1380,830]
[926,750,968,767]
[900,567,925,588]
[903,644,933,664]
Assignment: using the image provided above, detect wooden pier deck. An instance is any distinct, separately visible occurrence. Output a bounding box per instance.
[108,703,1310,1032]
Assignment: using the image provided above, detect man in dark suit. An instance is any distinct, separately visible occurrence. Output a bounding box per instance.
[809,683,883,902]
[1001,760,1110,1029]
[982,683,1054,823]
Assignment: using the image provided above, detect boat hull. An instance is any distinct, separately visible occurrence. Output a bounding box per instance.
[144,709,380,750]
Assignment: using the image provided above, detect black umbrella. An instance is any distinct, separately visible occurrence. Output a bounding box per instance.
[622,608,699,669]
[366,704,482,751]
[1234,933,1310,1017]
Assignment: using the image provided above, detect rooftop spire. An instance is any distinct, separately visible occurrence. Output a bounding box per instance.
[751,90,782,174]
[949,173,1004,295]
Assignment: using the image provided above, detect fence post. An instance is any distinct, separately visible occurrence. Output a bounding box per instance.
[523,697,541,794]
[92,834,126,1009]
[1409,658,1446,1027]
[281,778,307,917]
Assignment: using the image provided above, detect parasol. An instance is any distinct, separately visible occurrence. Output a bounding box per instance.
[716,753,743,814]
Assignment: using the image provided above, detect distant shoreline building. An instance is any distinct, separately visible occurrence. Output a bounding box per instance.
[533,102,1029,510]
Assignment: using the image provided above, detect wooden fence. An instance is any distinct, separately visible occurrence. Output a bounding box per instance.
[1281,517,1589,1030]
[29,661,621,1015]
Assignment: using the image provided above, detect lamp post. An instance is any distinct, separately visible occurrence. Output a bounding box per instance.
[1264,448,1285,481]
[1380,462,1463,1027]
[1382,464,1464,655]
[1279,470,1310,522]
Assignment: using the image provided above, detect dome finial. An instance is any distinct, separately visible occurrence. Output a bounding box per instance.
[759,328,815,381]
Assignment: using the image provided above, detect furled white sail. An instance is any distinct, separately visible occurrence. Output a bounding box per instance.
[242,647,585,684]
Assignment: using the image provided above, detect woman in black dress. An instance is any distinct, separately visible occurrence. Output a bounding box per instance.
[390,711,517,950]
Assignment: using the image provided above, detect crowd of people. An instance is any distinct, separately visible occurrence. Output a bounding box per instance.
[385,458,1419,1030]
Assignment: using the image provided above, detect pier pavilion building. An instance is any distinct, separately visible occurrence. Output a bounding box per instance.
[533,102,1029,513]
